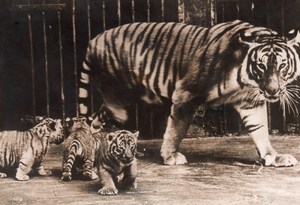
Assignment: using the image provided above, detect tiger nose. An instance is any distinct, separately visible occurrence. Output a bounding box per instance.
[265,78,279,95]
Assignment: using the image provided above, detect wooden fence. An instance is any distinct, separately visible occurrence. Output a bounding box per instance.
[1,0,300,138]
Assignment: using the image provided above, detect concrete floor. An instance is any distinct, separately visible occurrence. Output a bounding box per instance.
[1,136,300,205]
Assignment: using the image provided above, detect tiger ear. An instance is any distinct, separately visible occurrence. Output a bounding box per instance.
[239,31,260,47]
[287,29,300,47]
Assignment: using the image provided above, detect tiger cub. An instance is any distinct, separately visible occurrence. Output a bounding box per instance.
[0,118,64,181]
[94,129,139,195]
[61,116,98,181]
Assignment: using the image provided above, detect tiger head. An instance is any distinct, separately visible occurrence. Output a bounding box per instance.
[239,30,300,114]
[31,118,65,145]
[106,130,139,166]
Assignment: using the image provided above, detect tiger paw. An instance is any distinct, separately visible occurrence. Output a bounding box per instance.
[266,154,298,167]
[0,172,7,178]
[163,152,187,165]
[98,187,118,195]
[15,174,30,181]
[82,171,99,181]
[61,172,72,181]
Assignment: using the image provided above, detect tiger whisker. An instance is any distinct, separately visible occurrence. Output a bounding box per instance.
[280,88,300,118]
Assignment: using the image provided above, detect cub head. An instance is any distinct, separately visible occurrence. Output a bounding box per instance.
[106,130,139,166]
[65,116,92,132]
[239,29,300,114]
[32,118,65,145]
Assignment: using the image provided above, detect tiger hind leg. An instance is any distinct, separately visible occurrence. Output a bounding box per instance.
[82,158,98,181]
[161,94,195,165]
[61,151,75,181]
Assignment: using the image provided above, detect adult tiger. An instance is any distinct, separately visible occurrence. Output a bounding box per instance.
[0,118,64,180]
[79,20,300,166]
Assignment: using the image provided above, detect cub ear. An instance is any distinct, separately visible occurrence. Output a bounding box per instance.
[287,29,300,47]
[133,131,139,139]
[36,116,46,122]
[49,121,56,131]
[107,133,116,141]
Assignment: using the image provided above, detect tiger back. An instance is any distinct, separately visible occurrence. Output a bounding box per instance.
[0,118,64,181]
[93,129,139,195]
[79,20,300,167]
[61,116,98,181]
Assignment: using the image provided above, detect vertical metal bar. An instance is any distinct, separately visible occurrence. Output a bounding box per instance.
[266,3,272,133]
[236,2,239,20]
[87,0,94,114]
[266,2,271,27]
[87,0,91,40]
[150,110,154,138]
[297,78,300,134]
[72,0,78,116]
[281,3,286,132]
[147,0,150,22]
[102,0,106,30]
[131,0,135,22]
[281,2,285,36]
[210,0,217,26]
[28,14,36,118]
[135,104,139,131]
[178,0,185,23]
[117,0,121,26]
[161,0,165,21]
[223,105,227,134]
[58,11,65,120]
[221,2,225,22]
[42,11,50,117]
[251,1,254,23]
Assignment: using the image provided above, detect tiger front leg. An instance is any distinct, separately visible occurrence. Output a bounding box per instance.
[120,159,137,190]
[16,151,35,181]
[161,87,195,165]
[234,102,297,167]
[98,166,118,195]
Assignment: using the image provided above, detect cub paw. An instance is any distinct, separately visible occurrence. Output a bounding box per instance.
[82,171,99,181]
[267,154,298,167]
[98,187,118,195]
[0,172,7,178]
[120,179,137,190]
[38,169,52,176]
[15,174,30,181]
[163,152,187,165]
[61,172,72,181]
